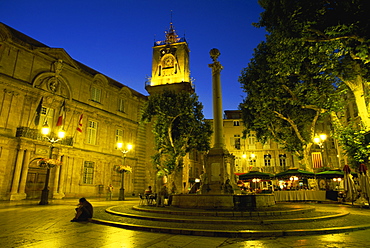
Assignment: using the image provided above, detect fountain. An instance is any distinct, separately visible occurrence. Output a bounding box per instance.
[171,49,275,210]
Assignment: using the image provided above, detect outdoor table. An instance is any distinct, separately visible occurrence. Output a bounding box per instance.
[274,190,326,202]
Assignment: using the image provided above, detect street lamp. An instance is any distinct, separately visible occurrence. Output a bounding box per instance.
[39,122,65,205]
[314,133,327,168]
[117,142,132,201]
[242,154,247,172]
[313,134,327,149]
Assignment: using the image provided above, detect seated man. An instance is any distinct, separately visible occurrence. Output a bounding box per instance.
[71,197,93,222]
[144,186,153,204]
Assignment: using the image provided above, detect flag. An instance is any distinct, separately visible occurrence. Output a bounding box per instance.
[34,97,43,126]
[312,152,322,168]
[56,100,66,127]
[77,114,83,133]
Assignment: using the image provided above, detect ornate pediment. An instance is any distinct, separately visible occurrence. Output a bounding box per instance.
[35,47,79,70]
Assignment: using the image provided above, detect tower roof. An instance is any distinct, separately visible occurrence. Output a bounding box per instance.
[165,22,179,44]
[154,22,186,46]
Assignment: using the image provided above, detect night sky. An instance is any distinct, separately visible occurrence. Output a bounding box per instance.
[1,0,266,119]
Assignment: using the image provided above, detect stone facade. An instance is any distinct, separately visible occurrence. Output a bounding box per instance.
[0,23,156,201]
[221,110,341,174]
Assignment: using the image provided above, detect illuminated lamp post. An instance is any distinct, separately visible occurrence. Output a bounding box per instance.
[314,134,327,167]
[242,154,247,172]
[252,178,261,191]
[250,153,256,171]
[39,122,65,205]
[289,176,299,189]
[117,142,133,201]
[333,177,342,190]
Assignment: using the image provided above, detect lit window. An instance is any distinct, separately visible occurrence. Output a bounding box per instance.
[279,154,286,167]
[115,129,124,145]
[40,107,54,127]
[87,120,98,145]
[264,154,271,166]
[248,134,256,145]
[91,87,101,103]
[83,161,94,184]
[118,99,125,112]
[249,155,257,167]
[234,135,241,149]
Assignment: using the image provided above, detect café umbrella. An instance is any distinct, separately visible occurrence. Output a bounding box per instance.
[343,164,357,204]
[239,171,273,180]
[316,169,344,179]
[274,168,315,180]
[358,163,370,205]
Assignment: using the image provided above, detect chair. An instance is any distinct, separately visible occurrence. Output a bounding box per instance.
[139,194,145,205]
[148,193,157,205]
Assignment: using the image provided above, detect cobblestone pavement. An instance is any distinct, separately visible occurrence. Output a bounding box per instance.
[1,197,370,248]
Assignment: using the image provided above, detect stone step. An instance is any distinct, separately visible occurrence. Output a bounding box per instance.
[92,202,370,237]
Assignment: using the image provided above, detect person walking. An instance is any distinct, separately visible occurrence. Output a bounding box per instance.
[106,184,114,200]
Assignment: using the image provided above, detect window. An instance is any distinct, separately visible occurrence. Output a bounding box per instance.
[248,134,256,145]
[249,155,257,167]
[118,99,125,112]
[279,154,287,167]
[115,129,124,144]
[40,107,54,127]
[233,121,240,126]
[83,161,94,184]
[87,120,98,145]
[235,156,241,167]
[91,87,101,103]
[264,154,271,166]
[234,135,241,149]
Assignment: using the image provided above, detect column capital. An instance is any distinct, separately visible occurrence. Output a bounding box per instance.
[208,61,223,74]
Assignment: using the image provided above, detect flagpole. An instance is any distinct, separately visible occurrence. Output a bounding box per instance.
[73,113,84,141]
[32,96,44,128]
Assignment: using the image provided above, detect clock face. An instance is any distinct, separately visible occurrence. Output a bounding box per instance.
[162,55,174,68]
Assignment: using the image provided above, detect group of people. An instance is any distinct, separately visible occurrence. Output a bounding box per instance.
[144,185,169,207]
[70,184,170,223]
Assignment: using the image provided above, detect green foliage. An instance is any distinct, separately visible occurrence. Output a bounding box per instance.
[240,0,370,166]
[239,40,340,162]
[333,123,370,168]
[141,90,212,175]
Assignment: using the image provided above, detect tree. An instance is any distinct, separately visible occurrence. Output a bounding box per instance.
[141,90,212,193]
[240,0,370,169]
[239,40,341,169]
[256,0,370,129]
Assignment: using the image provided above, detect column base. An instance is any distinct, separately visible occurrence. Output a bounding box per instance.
[52,192,65,199]
[10,193,27,201]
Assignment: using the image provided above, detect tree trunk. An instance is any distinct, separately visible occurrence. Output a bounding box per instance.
[344,76,370,131]
[298,143,313,171]
[168,168,183,194]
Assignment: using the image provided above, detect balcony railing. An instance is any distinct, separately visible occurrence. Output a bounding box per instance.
[16,127,74,146]
[154,37,186,46]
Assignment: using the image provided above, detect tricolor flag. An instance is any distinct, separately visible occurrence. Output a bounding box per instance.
[77,114,83,133]
[56,100,66,127]
[312,152,323,168]
[34,97,43,126]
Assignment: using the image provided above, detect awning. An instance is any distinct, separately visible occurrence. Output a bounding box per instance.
[274,168,315,179]
[239,171,273,180]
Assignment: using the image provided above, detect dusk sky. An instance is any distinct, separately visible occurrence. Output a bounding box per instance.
[1,0,266,119]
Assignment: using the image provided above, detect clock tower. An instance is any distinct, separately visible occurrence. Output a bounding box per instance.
[145,22,194,94]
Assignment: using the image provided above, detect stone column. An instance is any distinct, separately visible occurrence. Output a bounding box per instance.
[58,156,67,199]
[204,49,235,196]
[10,148,25,200]
[208,48,224,149]
[18,149,31,199]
